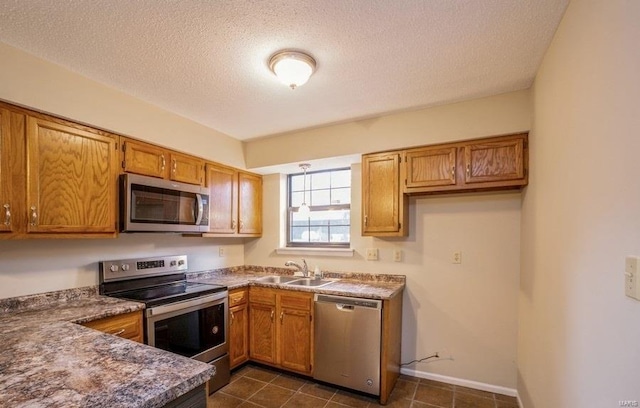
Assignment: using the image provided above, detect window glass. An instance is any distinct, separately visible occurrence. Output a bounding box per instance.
[287,168,351,247]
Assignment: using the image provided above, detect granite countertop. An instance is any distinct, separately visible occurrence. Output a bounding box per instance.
[188,266,405,299]
[0,288,213,408]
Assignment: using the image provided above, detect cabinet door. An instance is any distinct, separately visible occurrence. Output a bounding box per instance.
[405,146,456,189]
[362,152,406,236]
[122,139,168,179]
[82,311,143,343]
[229,303,249,368]
[206,164,238,234]
[170,152,204,185]
[249,302,276,364]
[279,307,312,374]
[238,172,262,235]
[0,109,12,232]
[464,137,525,184]
[26,117,118,234]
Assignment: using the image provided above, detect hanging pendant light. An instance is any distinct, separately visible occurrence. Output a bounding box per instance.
[298,163,311,216]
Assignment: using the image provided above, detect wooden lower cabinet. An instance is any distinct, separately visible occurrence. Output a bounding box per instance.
[228,288,249,368]
[81,310,143,343]
[248,287,313,375]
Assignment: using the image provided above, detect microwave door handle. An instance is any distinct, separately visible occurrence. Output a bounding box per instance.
[195,194,204,225]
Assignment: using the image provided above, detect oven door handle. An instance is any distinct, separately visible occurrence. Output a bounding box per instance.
[146,291,228,317]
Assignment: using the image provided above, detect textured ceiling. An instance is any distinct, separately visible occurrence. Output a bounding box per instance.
[0,0,568,140]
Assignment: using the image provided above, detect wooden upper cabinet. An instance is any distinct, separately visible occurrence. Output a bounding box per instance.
[122,139,205,186]
[122,139,168,179]
[463,135,526,186]
[26,116,118,234]
[169,151,204,185]
[205,165,262,236]
[362,152,407,236]
[405,146,457,189]
[238,172,262,235]
[206,163,238,234]
[0,109,12,233]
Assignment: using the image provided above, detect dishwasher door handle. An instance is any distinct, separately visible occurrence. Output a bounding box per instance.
[336,304,354,311]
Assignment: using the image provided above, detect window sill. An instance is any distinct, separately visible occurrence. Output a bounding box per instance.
[276,247,354,257]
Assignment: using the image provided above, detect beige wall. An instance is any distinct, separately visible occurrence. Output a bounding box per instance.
[244,90,531,169]
[0,42,245,168]
[244,90,531,390]
[519,1,640,407]
[0,236,244,299]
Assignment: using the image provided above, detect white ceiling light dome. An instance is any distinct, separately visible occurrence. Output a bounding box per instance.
[269,50,316,90]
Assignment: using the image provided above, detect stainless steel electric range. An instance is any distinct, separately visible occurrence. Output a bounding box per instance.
[99,254,230,394]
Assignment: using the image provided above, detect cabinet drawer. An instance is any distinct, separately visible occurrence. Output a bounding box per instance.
[250,287,276,305]
[229,288,248,306]
[280,292,312,311]
[82,311,143,342]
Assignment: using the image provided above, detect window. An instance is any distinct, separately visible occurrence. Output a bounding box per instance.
[287,168,351,247]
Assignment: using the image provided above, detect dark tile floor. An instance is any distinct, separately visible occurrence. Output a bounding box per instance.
[207,364,519,408]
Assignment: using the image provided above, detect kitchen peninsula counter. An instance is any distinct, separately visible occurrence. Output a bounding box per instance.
[0,288,213,408]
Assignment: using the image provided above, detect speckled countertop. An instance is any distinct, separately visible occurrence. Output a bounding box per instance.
[0,288,213,408]
[187,265,405,299]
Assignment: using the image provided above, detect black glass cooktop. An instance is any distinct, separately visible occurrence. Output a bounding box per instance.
[114,281,227,307]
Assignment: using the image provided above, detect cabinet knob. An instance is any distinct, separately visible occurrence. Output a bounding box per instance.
[3,204,10,226]
[30,206,38,226]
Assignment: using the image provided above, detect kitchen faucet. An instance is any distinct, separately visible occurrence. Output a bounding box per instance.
[285,259,309,277]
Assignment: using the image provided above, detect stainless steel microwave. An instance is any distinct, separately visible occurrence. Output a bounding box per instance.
[120,174,210,232]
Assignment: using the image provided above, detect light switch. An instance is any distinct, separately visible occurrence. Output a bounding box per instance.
[625,256,640,300]
[393,249,403,262]
[452,251,462,264]
[219,247,226,257]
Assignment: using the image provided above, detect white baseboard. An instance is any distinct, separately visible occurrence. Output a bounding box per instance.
[400,367,519,399]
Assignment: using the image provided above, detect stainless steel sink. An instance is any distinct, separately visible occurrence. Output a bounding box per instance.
[254,275,300,284]
[286,278,336,287]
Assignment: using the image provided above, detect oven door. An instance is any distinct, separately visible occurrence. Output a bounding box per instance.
[122,173,210,233]
[146,291,228,363]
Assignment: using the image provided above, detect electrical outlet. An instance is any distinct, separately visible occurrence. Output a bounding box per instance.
[366,248,379,261]
[625,256,640,300]
[452,251,462,264]
[219,247,226,257]
[393,249,403,262]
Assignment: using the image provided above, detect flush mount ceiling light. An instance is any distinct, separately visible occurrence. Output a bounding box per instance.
[298,163,311,216]
[269,50,316,90]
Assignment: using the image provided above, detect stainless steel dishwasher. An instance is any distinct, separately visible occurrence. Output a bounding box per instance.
[313,294,382,395]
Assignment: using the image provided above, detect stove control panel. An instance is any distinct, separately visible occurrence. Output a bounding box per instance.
[100,255,189,282]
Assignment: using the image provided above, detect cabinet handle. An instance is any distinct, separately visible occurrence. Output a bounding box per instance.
[364,215,368,226]
[30,206,38,226]
[451,166,455,180]
[230,311,234,325]
[160,154,166,172]
[270,310,274,322]
[232,219,237,230]
[112,329,126,337]
[172,159,177,174]
[280,312,284,324]
[3,204,10,226]
[239,220,244,231]
[466,163,470,177]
